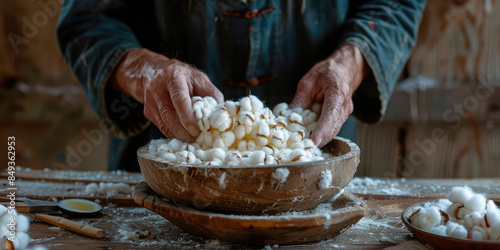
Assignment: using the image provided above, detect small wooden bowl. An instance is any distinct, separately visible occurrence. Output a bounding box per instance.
[137,137,360,215]
[133,181,368,245]
[402,199,500,250]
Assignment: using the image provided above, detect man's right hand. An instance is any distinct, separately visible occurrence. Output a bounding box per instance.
[111,48,224,142]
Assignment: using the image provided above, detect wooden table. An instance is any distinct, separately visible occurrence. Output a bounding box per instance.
[2,170,500,249]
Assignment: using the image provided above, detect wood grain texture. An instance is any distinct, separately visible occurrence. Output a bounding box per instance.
[133,181,368,245]
[137,137,360,215]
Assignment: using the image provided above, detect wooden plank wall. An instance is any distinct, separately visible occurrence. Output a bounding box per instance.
[356,0,500,178]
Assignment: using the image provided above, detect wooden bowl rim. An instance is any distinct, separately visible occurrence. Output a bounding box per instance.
[402,199,500,245]
[137,136,360,170]
[134,181,367,224]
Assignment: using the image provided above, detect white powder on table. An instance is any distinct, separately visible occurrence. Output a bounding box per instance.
[318,170,333,189]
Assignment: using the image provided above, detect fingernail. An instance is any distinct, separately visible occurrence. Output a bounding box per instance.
[188,125,200,136]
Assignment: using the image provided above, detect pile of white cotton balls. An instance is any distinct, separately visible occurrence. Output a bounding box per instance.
[410,186,500,241]
[147,95,330,166]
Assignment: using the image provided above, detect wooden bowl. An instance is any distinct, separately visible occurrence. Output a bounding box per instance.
[133,181,368,245]
[137,137,360,215]
[402,199,500,250]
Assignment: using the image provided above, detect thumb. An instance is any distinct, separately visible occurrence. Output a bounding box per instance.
[192,71,224,103]
[290,73,316,109]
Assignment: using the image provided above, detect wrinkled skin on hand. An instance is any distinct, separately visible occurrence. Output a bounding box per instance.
[112,48,224,142]
[290,44,370,148]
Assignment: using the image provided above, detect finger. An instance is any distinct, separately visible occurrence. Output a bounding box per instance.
[167,73,201,137]
[192,71,224,103]
[144,94,176,139]
[290,71,316,109]
[154,91,196,142]
[310,85,346,148]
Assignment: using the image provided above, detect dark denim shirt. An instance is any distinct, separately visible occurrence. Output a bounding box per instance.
[57,0,425,171]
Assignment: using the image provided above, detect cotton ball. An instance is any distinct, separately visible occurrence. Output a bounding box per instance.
[203,96,217,108]
[113,183,131,193]
[247,140,257,151]
[464,194,486,214]
[262,145,277,156]
[287,112,303,132]
[464,212,483,229]
[204,132,214,147]
[490,222,500,241]
[249,126,259,139]
[249,150,266,165]
[448,186,474,204]
[264,154,276,165]
[238,141,247,151]
[210,108,232,131]
[311,102,322,114]
[446,202,463,219]
[429,225,448,237]
[198,117,211,132]
[239,111,255,126]
[257,120,270,136]
[196,134,206,146]
[212,136,226,149]
[225,101,238,117]
[289,132,302,143]
[275,117,288,129]
[195,107,212,120]
[273,103,288,116]
[291,106,303,114]
[238,97,252,113]
[470,226,488,241]
[306,122,317,133]
[206,158,223,166]
[221,131,236,148]
[176,151,196,164]
[303,139,315,150]
[85,183,99,194]
[16,214,30,233]
[271,130,285,148]
[457,206,474,220]
[289,142,305,150]
[234,124,246,139]
[227,151,242,163]
[303,112,318,126]
[289,149,308,163]
[412,206,442,230]
[272,168,290,183]
[12,231,29,250]
[211,148,226,161]
[157,144,172,153]
[277,149,292,163]
[485,208,500,228]
[446,221,468,239]
[192,96,204,110]
[249,95,264,112]
[158,151,176,162]
[167,139,183,152]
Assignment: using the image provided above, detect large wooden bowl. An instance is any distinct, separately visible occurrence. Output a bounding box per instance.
[137,137,360,215]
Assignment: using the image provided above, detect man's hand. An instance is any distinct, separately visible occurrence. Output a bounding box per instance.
[290,44,370,148]
[111,48,223,142]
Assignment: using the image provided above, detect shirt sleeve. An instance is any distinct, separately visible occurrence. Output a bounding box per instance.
[340,0,426,124]
[56,0,150,139]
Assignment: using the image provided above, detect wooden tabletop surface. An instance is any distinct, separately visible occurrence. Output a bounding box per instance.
[2,169,499,249]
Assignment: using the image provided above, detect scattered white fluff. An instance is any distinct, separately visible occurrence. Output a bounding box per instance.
[411,185,500,242]
[85,182,133,195]
[219,172,227,190]
[147,95,330,167]
[119,229,138,240]
[271,168,290,183]
[318,170,333,189]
